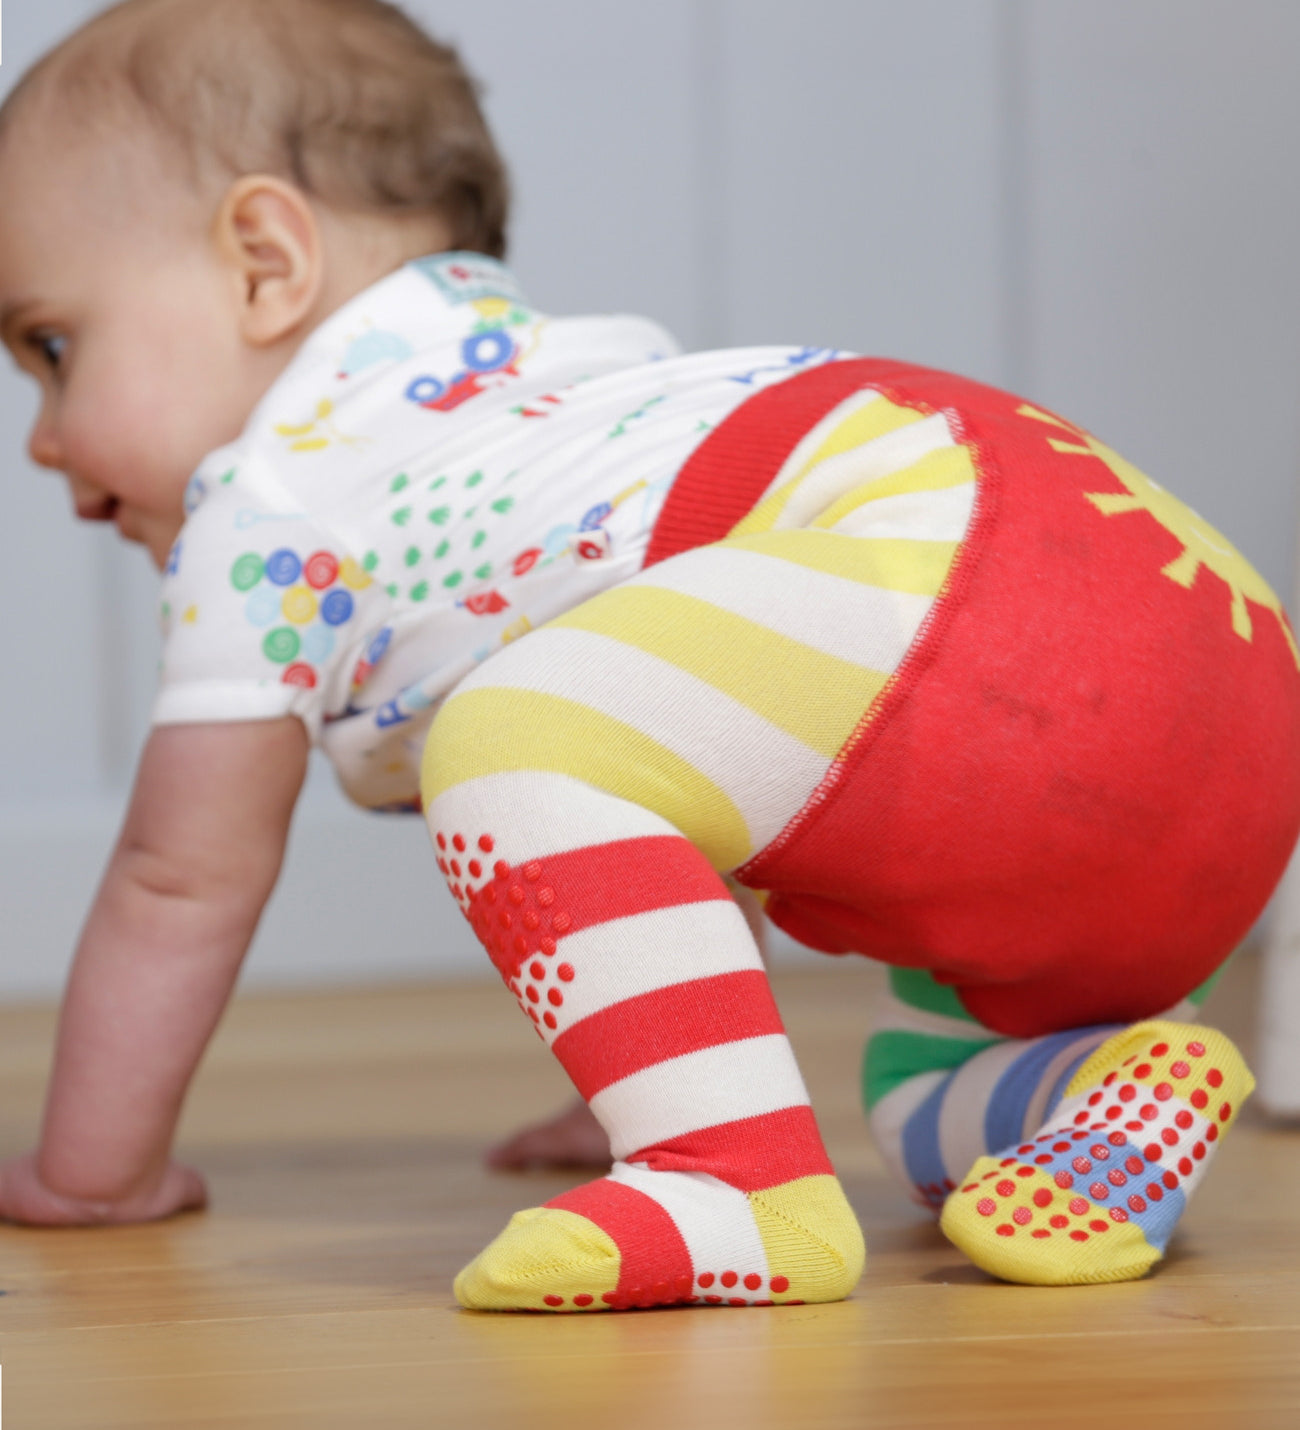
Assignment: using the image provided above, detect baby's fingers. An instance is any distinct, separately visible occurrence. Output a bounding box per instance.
[0,1154,108,1225]
[153,1161,209,1219]
[101,1161,209,1224]
[0,1155,208,1227]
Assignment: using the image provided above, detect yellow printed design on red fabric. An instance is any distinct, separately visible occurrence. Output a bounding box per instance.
[1018,403,1300,669]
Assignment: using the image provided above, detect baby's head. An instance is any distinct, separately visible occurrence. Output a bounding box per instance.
[0,0,508,566]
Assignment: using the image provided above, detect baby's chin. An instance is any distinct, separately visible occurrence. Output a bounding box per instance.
[115,511,183,570]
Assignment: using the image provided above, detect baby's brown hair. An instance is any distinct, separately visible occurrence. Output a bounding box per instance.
[0,0,509,258]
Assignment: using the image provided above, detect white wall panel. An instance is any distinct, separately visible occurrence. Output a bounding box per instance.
[1020,0,1300,594]
[421,0,709,349]
[712,0,1008,379]
[0,2,1297,999]
[0,1,110,801]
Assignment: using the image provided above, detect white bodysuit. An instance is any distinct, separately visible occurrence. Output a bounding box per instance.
[153,252,845,808]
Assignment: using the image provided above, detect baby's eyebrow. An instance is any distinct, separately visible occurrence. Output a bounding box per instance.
[0,299,39,347]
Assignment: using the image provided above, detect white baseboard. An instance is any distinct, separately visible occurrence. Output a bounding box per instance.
[0,795,818,1003]
[0,798,485,1001]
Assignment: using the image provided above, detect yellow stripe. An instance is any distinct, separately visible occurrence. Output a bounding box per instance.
[423,686,753,870]
[812,446,976,531]
[721,529,959,598]
[795,393,928,473]
[731,394,926,537]
[550,585,889,758]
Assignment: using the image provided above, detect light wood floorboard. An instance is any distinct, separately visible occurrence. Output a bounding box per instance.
[0,953,1296,1428]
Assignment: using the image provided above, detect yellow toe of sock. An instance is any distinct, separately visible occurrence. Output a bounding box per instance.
[940,1159,1161,1285]
[454,1207,621,1311]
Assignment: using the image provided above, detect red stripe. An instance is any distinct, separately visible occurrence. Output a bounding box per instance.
[547,835,730,934]
[552,970,784,1099]
[627,1105,833,1192]
[644,357,891,567]
[469,834,731,980]
[547,1176,694,1305]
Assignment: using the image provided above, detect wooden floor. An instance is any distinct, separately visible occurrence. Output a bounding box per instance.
[0,953,1296,1428]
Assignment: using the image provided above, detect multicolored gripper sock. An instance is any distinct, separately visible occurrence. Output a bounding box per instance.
[940,1019,1253,1284]
[863,964,1224,1211]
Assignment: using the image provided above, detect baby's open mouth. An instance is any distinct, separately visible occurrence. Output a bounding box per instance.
[73,494,120,524]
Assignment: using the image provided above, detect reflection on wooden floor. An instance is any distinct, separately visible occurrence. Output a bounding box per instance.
[0,951,1296,1428]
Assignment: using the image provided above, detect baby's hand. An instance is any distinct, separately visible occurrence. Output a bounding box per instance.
[0,1154,207,1227]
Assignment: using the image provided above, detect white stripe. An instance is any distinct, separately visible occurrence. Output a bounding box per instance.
[451,626,830,849]
[830,480,976,543]
[592,1034,810,1159]
[427,768,676,874]
[935,1040,1036,1181]
[868,1071,948,1204]
[630,545,933,674]
[608,1164,769,1289]
[775,412,957,530]
[756,389,887,508]
[1039,1082,1218,1200]
[537,900,763,1045]
[869,992,1001,1044]
[1023,1030,1112,1133]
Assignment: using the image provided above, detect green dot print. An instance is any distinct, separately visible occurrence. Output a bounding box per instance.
[363,550,379,571]
[410,581,429,602]
[443,570,463,589]
[390,473,409,493]
[474,563,493,580]
[391,506,412,526]
[220,468,236,485]
[463,506,477,520]
[465,470,484,489]
[434,539,451,559]
[471,531,487,549]
[231,553,264,591]
[429,475,448,491]
[386,583,399,597]
[490,497,514,515]
[263,627,300,664]
[404,546,420,567]
[428,506,451,525]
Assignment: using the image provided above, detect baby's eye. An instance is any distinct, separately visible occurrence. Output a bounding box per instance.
[28,332,66,371]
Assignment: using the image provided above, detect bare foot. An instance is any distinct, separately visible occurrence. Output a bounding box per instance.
[486,1096,612,1171]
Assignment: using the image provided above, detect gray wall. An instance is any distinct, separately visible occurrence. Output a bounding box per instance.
[1,1,1298,995]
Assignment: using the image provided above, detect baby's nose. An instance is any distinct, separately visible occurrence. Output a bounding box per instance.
[27,416,63,471]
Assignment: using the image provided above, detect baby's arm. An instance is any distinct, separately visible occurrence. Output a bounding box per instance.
[0,717,308,1225]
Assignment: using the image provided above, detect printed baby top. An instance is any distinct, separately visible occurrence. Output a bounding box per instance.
[153,252,847,808]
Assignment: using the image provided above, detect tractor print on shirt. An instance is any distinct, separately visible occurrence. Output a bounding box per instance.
[405,329,523,413]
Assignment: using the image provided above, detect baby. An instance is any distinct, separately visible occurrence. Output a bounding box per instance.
[2,0,1296,1314]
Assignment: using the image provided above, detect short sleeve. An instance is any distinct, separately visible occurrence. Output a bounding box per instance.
[152,449,388,740]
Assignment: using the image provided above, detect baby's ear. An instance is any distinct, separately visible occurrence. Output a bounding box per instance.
[214,176,322,347]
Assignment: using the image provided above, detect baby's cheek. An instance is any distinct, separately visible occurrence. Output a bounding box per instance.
[93,379,198,496]
[57,401,129,486]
